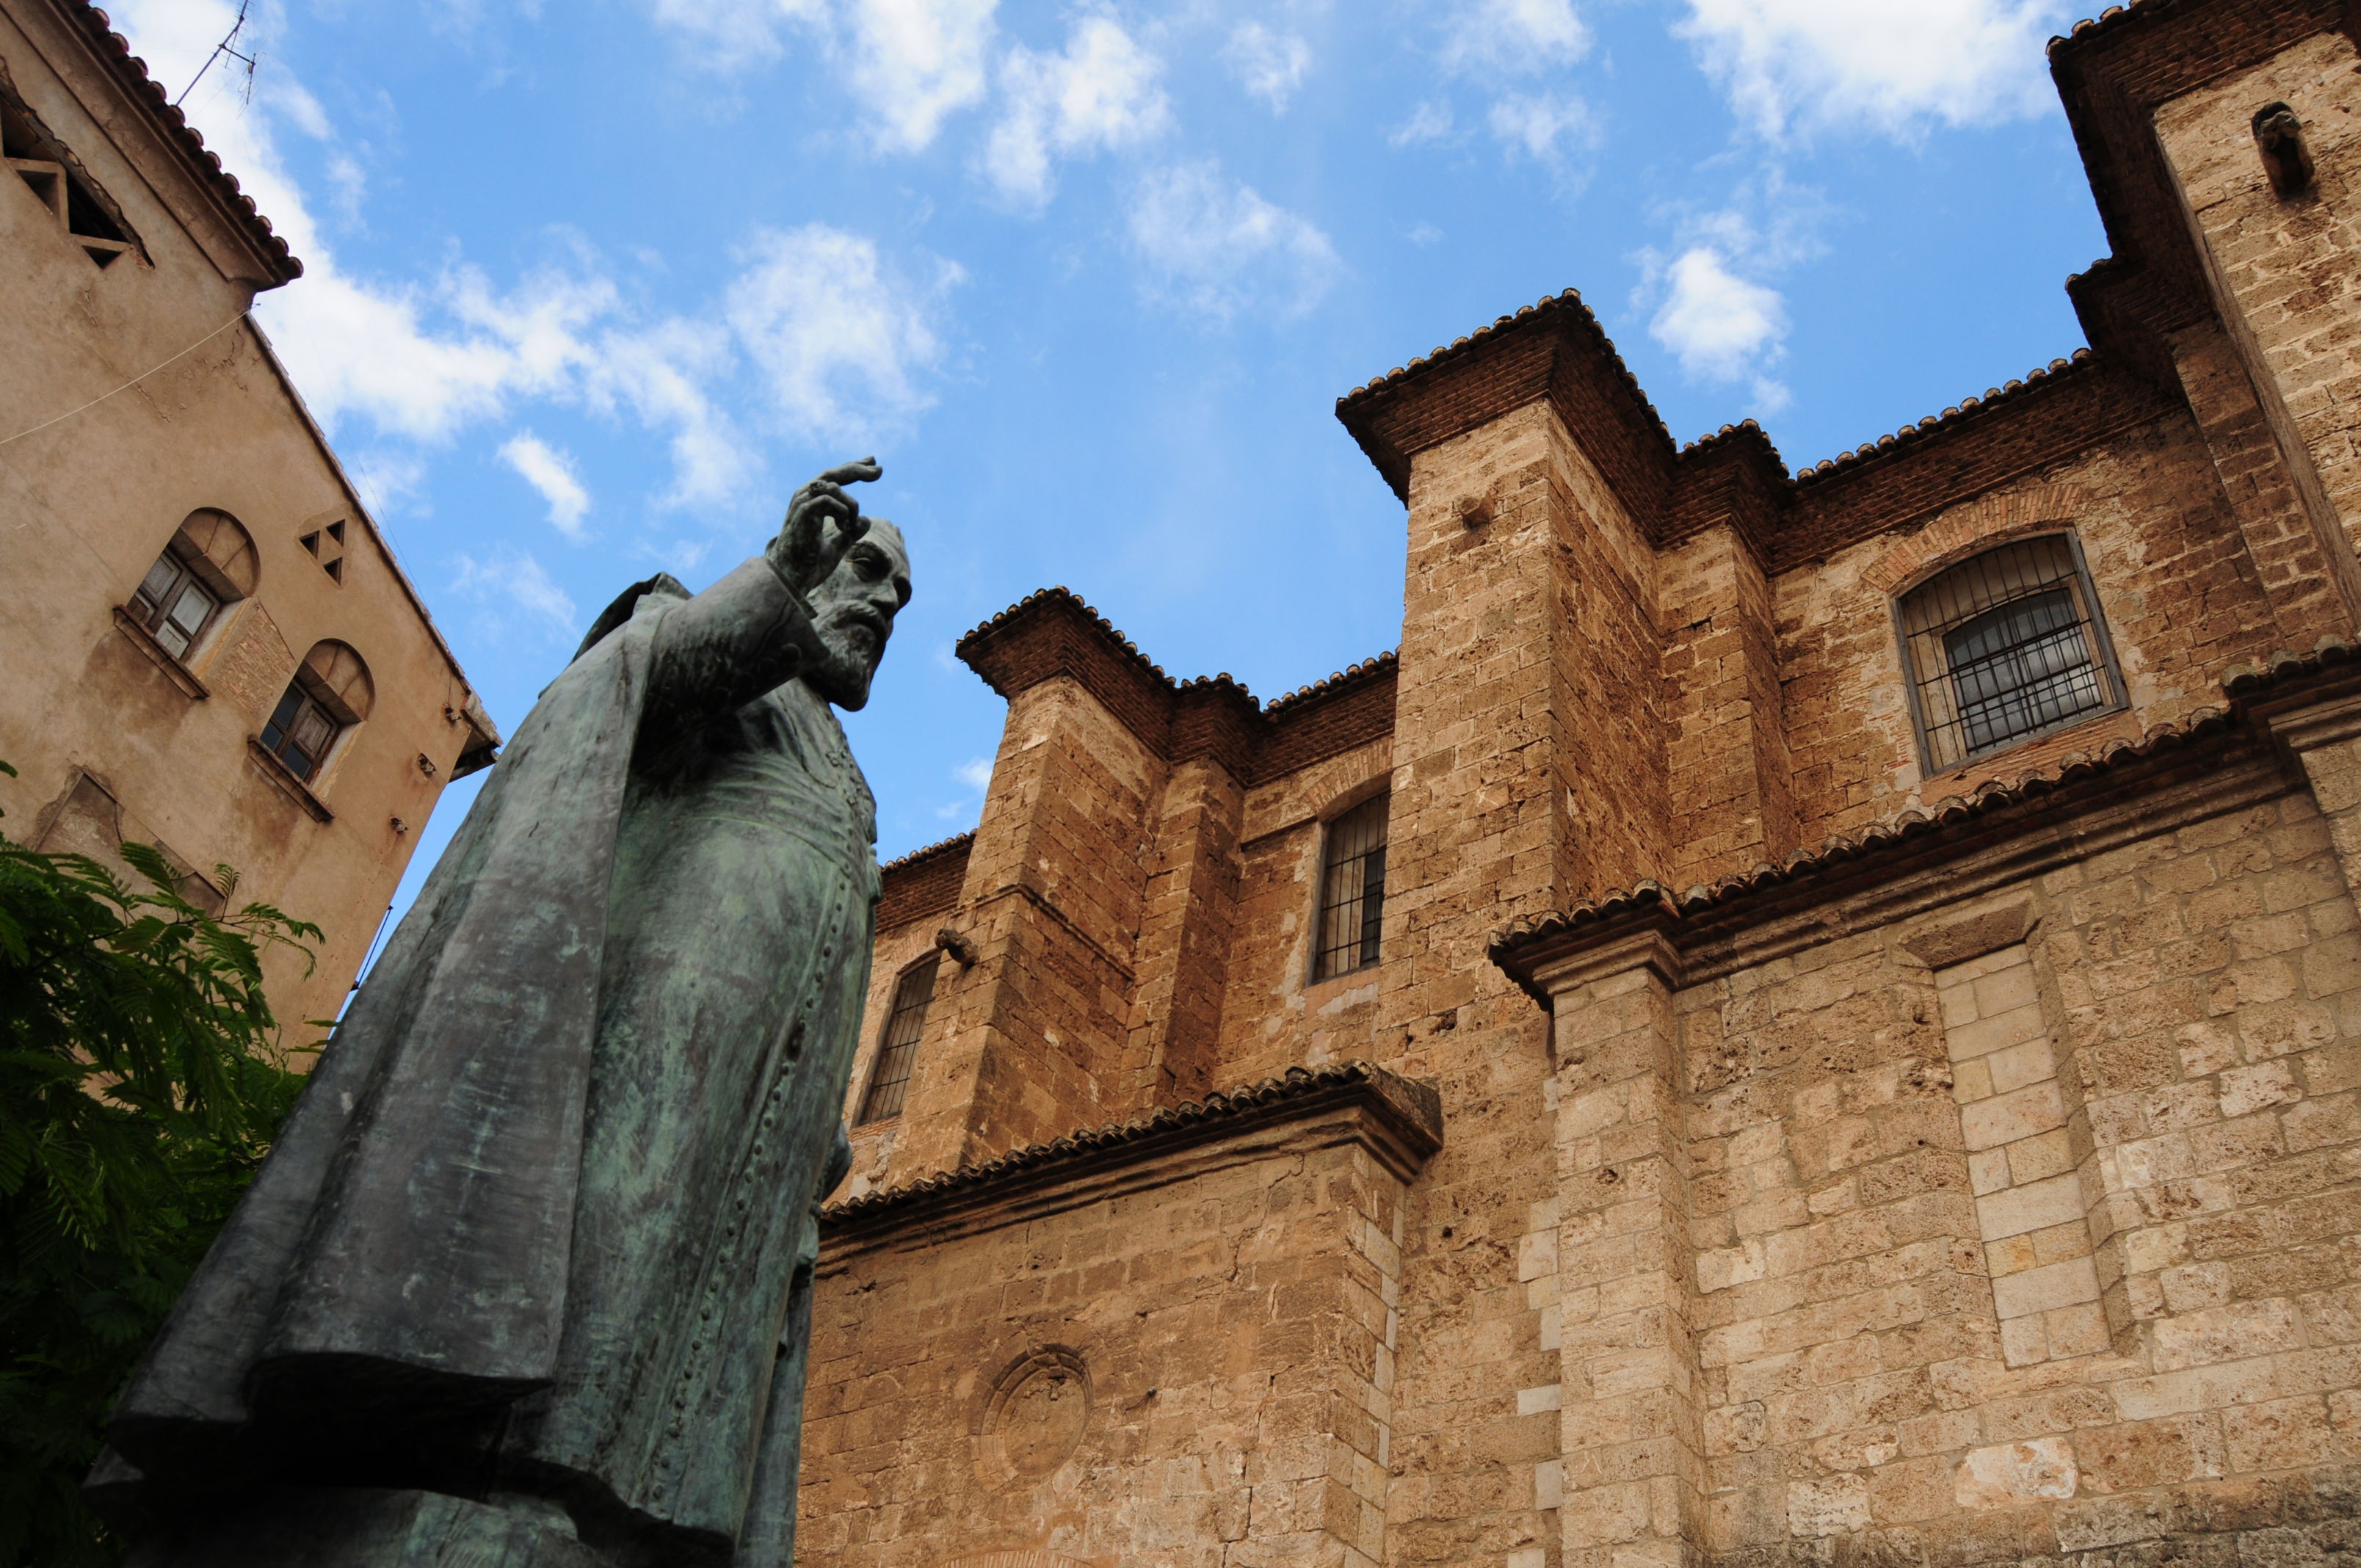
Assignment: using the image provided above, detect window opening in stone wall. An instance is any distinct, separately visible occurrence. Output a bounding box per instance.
[1,87,137,267]
[261,641,371,782]
[857,951,940,1124]
[128,509,257,660]
[1895,532,2122,773]
[1312,791,1389,982]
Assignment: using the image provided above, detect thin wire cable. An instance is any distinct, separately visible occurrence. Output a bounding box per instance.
[0,311,251,449]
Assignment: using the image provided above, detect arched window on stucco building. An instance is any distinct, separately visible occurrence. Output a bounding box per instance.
[127,508,258,661]
[260,640,373,783]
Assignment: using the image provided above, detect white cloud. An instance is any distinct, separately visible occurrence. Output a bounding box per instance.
[644,0,993,152]
[1675,0,2064,138]
[584,318,755,508]
[983,16,1168,205]
[1390,101,1454,148]
[935,755,995,819]
[845,0,999,153]
[1647,247,1788,383]
[1128,164,1338,324]
[645,0,825,58]
[268,267,614,443]
[1487,92,1596,164]
[725,225,958,443]
[117,0,961,518]
[499,432,592,538]
[452,547,578,637]
[1223,23,1310,113]
[1443,0,1589,75]
[113,0,616,445]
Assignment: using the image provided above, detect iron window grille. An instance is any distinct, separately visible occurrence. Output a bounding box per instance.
[1312,792,1389,982]
[857,951,941,1124]
[1895,531,2124,774]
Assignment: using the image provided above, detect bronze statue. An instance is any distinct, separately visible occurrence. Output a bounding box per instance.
[95,462,910,1567]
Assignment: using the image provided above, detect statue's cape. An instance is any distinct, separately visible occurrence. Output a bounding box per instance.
[101,576,695,1500]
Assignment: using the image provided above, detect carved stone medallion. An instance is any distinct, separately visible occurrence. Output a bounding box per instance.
[974,1347,1091,1488]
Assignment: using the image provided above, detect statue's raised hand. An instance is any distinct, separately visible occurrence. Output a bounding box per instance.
[769,458,882,600]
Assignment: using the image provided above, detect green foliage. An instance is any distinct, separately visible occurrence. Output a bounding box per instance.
[0,764,320,1568]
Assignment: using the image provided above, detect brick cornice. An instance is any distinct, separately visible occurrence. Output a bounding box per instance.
[819,1061,1445,1251]
[954,589,1397,786]
[1336,291,1679,514]
[877,832,973,932]
[957,587,1186,753]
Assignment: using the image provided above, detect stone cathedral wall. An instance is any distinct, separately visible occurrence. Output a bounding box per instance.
[802,3,2361,1565]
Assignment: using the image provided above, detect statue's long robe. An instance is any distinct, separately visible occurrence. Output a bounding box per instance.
[101,559,877,1566]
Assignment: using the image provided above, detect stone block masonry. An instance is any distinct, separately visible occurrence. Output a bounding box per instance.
[806,2,2361,1563]
[1935,945,2108,1368]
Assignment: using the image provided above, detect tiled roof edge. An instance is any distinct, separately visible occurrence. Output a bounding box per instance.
[879,830,974,876]
[1335,288,1679,454]
[2048,0,2177,56]
[1790,349,2097,487]
[954,586,1255,705]
[1263,650,1399,717]
[72,5,301,280]
[2222,634,2361,697]
[1678,418,1791,476]
[955,587,1399,722]
[1489,699,2262,970]
[824,1060,1443,1225]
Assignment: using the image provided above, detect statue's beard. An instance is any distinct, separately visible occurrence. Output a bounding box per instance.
[807,608,888,708]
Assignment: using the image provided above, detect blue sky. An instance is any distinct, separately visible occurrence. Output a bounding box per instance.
[113,0,2106,943]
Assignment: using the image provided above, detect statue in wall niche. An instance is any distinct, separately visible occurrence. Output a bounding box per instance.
[91,461,910,1568]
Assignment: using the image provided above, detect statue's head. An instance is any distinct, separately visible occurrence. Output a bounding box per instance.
[805,518,910,710]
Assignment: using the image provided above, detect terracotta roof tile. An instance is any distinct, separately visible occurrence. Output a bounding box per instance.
[1791,350,2095,485]
[1335,286,2106,509]
[957,585,1396,719]
[1488,698,2249,973]
[1263,651,1399,716]
[2051,0,2173,54]
[73,4,300,282]
[1335,288,1678,454]
[1678,418,1787,468]
[958,584,1182,682]
[878,830,973,875]
[824,1061,1443,1224]
[2222,634,2361,696]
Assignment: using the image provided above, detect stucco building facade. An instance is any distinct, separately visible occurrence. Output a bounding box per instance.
[0,0,496,1028]
[802,1,2361,1565]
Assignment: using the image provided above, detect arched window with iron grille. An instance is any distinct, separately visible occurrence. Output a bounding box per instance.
[1894,531,2125,774]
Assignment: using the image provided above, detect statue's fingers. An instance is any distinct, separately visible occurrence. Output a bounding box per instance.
[818,457,882,487]
[802,484,860,518]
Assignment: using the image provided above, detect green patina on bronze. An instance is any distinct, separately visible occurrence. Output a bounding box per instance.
[96,464,910,1568]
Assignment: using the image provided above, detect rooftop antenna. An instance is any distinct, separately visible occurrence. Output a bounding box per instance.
[175,1,257,108]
